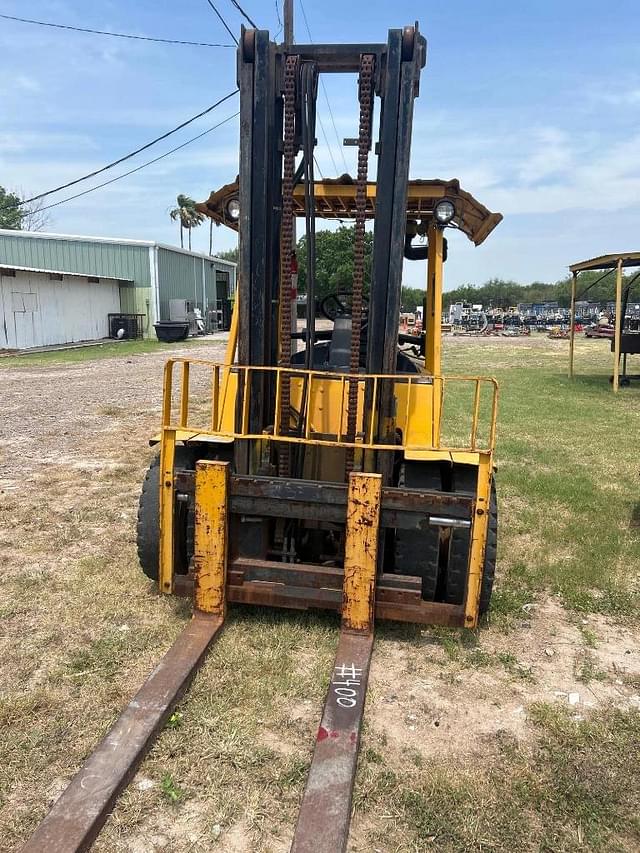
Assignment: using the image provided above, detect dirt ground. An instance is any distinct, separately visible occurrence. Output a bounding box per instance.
[1,334,639,852]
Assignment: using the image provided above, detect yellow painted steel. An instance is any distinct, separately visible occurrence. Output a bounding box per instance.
[404,449,482,465]
[193,461,229,616]
[425,224,444,377]
[179,361,190,427]
[293,182,447,203]
[160,358,498,456]
[224,297,239,365]
[149,429,235,447]
[395,380,435,448]
[341,473,382,633]
[569,270,577,379]
[613,257,623,393]
[158,426,176,594]
[463,451,493,628]
[289,374,366,440]
[217,298,239,431]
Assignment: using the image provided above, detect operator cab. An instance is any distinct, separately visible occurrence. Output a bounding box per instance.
[197,176,502,378]
[290,290,420,373]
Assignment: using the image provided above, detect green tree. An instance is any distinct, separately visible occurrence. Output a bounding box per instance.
[169,194,204,251]
[216,246,239,263]
[400,286,424,312]
[296,226,374,299]
[0,186,24,229]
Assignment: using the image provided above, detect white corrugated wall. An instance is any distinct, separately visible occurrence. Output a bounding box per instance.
[0,270,120,349]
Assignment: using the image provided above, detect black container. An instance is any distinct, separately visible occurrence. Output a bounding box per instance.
[154,321,189,343]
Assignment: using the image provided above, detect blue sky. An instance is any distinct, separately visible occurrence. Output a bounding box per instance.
[1,0,640,289]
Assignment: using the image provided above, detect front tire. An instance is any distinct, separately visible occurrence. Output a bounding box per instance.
[137,455,161,581]
[136,448,194,583]
[445,478,498,615]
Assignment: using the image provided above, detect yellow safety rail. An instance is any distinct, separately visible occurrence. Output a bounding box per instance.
[161,358,498,454]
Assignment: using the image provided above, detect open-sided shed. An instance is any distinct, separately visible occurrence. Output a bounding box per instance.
[568,252,640,392]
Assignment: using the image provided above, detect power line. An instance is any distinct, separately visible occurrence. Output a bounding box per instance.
[229,1,257,28]
[35,112,240,213]
[315,108,339,174]
[0,12,234,48]
[12,90,238,208]
[298,0,349,174]
[275,1,283,33]
[204,0,239,44]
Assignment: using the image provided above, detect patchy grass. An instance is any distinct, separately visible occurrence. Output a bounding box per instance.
[0,336,215,367]
[443,336,640,624]
[353,704,640,852]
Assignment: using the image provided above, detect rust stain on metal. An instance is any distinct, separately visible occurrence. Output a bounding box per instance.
[342,473,382,633]
[193,461,229,616]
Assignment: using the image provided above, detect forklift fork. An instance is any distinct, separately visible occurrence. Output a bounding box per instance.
[292,472,381,852]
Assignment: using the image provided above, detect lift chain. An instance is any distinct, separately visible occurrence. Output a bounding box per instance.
[278,53,299,477]
[346,53,375,476]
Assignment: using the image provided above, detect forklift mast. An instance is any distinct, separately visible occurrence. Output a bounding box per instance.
[236,25,427,470]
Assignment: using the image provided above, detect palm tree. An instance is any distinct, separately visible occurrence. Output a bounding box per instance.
[169,194,205,250]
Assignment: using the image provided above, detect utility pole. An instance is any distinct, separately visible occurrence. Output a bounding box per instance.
[284,0,293,45]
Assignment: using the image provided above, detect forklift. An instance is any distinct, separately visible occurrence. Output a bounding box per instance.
[139,26,503,628]
[24,18,502,853]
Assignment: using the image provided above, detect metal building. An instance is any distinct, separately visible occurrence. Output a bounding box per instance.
[0,229,236,350]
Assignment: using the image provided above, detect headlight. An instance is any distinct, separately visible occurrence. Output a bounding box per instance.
[226,197,240,220]
[434,199,455,225]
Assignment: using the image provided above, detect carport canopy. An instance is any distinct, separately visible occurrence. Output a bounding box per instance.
[568,252,640,392]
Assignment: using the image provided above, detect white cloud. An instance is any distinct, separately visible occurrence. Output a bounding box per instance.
[517,127,573,185]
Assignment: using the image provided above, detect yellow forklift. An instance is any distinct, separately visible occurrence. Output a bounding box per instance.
[24,18,501,853]
[143,173,502,627]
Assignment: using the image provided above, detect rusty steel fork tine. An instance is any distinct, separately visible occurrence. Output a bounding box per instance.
[21,614,224,853]
[290,630,374,853]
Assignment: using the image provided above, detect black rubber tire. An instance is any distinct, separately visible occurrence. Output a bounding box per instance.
[136,448,194,583]
[137,455,161,581]
[445,527,470,605]
[479,485,498,615]
[394,462,442,601]
[445,475,498,613]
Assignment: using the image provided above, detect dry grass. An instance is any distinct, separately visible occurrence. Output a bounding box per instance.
[1,334,639,851]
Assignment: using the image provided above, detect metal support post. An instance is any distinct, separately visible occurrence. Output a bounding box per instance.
[463,453,492,628]
[425,223,443,376]
[284,0,293,45]
[158,424,177,594]
[613,257,623,393]
[569,270,577,378]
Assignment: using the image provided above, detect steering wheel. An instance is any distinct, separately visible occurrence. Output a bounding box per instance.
[319,291,369,322]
